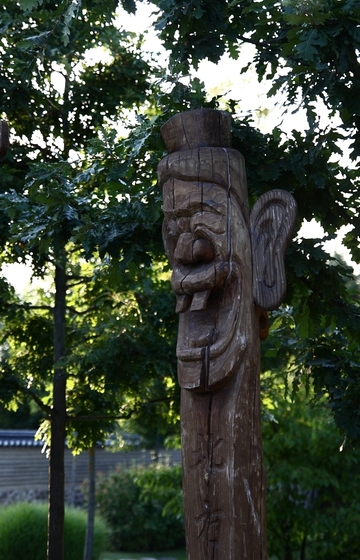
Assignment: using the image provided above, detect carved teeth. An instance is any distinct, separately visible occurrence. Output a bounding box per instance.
[175,294,192,313]
[176,290,212,313]
[190,290,211,311]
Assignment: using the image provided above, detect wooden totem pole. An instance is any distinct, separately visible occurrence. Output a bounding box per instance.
[158,109,297,560]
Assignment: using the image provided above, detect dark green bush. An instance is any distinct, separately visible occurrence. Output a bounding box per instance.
[264,391,360,560]
[0,502,108,560]
[95,464,184,552]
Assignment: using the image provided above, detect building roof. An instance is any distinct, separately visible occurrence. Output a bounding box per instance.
[0,430,43,447]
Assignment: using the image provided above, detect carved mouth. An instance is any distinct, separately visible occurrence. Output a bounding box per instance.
[171,262,229,304]
[174,264,241,362]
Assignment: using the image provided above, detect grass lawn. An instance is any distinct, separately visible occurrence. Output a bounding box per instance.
[100,549,186,560]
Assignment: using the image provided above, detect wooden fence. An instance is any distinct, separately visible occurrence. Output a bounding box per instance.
[0,446,181,491]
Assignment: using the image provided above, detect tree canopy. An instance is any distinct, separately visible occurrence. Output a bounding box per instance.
[0,3,177,557]
[148,0,360,446]
[0,1,360,559]
[1,0,360,443]
[0,0,179,447]
[0,0,359,458]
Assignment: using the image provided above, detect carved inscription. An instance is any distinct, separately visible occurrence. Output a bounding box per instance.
[190,434,225,474]
[191,430,226,551]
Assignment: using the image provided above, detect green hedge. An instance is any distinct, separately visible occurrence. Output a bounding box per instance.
[0,502,108,560]
[95,464,184,552]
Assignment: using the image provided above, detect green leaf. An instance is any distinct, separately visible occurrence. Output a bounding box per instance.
[19,0,42,10]
[17,31,51,50]
[121,0,136,14]
[193,5,204,19]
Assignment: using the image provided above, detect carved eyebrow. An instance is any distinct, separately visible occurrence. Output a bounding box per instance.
[164,201,226,219]
[201,199,227,214]
[163,199,227,217]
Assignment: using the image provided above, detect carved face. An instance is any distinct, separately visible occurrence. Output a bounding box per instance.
[161,151,253,391]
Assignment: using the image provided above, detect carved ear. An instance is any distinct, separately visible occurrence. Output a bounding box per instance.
[250,189,297,311]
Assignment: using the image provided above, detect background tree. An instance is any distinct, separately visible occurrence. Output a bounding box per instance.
[0,1,177,559]
[263,385,360,560]
[1,0,360,558]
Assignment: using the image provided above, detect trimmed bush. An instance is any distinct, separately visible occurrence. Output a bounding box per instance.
[0,502,108,560]
[95,464,184,552]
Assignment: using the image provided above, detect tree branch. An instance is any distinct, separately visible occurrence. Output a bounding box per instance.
[4,302,53,311]
[8,378,52,416]
[66,396,176,422]
[25,387,52,416]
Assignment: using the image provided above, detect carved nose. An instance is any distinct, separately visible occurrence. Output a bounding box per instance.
[174,234,215,264]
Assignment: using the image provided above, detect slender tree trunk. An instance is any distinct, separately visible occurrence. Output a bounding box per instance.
[300,534,307,560]
[83,446,96,560]
[284,541,293,560]
[48,257,67,560]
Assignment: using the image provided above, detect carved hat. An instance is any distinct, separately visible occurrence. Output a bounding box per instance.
[158,109,249,217]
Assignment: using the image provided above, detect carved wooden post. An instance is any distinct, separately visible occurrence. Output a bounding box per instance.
[158,109,297,560]
[0,120,9,159]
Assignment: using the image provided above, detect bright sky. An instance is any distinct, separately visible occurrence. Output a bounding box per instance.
[2,262,50,295]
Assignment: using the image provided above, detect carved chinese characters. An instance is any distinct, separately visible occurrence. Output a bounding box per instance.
[158,109,297,560]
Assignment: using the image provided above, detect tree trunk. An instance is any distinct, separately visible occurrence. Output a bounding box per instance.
[300,534,307,560]
[0,120,9,158]
[284,543,293,560]
[48,257,67,560]
[83,446,96,560]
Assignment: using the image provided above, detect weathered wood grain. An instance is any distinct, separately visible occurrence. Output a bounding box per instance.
[251,189,298,311]
[159,108,297,560]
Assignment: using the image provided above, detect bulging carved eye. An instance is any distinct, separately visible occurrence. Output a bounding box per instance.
[190,213,227,235]
[166,217,191,238]
[167,219,178,237]
[177,216,191,233]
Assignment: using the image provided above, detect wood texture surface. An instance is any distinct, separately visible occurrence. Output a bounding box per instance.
[159,109,296,560]
[251,189,298,311]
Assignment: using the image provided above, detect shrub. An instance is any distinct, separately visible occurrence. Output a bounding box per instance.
[264,392,360,560]
[95,464,184,552]
[0,502,108,560]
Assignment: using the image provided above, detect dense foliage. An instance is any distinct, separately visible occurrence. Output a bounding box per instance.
[94,463,184,552]
[1,0,358,446]
[0,0,178,449]
[0,502,109,560]
[147,0,360,446]
[91,399,360,559]
[0,1,360,557]
[264,388,360,560]
[0,2,177,557]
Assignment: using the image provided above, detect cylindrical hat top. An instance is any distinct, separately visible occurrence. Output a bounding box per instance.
[161,109,232,153]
